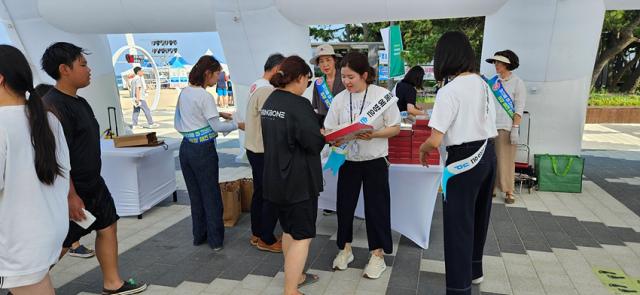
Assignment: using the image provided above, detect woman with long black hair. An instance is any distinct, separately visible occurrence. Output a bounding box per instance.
[418,32,498,295]
[0,45,70,295]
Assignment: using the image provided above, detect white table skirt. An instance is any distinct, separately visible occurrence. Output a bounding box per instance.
[318,163,443,249]
[100,138,180,217]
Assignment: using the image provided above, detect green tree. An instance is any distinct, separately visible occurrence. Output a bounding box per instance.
[309,18,485,66]
[592,10,640,90]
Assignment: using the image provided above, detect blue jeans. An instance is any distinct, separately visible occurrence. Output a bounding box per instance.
[132,100,154,126]
[179,138,224,248]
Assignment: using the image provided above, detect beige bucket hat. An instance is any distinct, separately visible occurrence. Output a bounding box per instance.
[310,44,341,65]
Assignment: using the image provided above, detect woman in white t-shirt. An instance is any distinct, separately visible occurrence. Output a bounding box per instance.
[485,50,527,204]
[418,32,498,295]
[324,52,401,280]
[0,45,70,295]
[174,55,243,250]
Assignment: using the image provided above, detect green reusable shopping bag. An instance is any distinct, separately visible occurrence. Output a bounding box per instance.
[534,154,585,193]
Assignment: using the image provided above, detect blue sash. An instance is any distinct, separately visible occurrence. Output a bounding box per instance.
[441,140,488,201]
[482,75,515,119]
[315,77,334,109]
[180,125,217,144]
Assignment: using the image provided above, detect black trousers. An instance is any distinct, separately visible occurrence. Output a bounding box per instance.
[336,158,393,254]
[247,150,279,245]
[443,140,496,295]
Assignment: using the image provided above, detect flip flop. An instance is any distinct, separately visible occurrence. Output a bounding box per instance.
[298,273,320,288]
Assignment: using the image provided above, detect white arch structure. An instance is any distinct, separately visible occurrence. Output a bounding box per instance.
[111,45,162,111]
[2,0,639,156]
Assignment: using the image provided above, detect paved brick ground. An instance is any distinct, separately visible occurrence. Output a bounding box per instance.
[3,107,638,295]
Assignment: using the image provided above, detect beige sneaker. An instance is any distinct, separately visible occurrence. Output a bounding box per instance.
[363,255,387,279]
[332,249,354,271]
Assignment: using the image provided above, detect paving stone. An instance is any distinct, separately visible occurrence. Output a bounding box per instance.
[506,207,552,252]
[582,221,625,246]
[387,237,421,291]
[530,211,577,250]
[609,226,640,243]
[385,287,417,295]
[555,216,601,248]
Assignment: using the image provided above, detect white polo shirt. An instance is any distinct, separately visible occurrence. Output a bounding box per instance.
[429,74,498,147]
[324,84,401,161]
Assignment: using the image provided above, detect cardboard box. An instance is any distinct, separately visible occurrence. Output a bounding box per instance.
[397,129,413,137]
[390,135,412,142]
[390,140,412,148]
[239,178,254,212]
[113,132,161,148]
[389,151,412,158]
[388,158,418,165]
[389,145,411,153]
[412,129,432,137]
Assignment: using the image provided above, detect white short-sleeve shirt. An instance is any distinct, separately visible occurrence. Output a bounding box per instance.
[429,74,498,147]
[324,84,401,161]
[130,76,147,100]
[174,86,220,132]
[0,107,70,277]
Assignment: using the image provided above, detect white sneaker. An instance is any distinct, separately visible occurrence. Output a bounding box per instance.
[332,249,354,271]
[363,255,387,279]
[472,276,484,284]
[146,123,160,129]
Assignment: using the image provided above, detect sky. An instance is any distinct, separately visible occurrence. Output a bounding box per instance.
[108,32,227,74]
[0,28,227,76]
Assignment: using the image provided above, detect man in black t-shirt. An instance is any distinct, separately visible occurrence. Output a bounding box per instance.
[41,42,147,295]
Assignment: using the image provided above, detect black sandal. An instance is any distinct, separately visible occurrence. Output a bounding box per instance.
[298,273,320,288]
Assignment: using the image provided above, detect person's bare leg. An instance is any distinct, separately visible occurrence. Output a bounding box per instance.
[71,241,80,249]
[58,247,69,260]
[10,273,55,295]
[372,248,383,257]
[282,233,292,255]
[282,234,311,295]
[95,223,124,290]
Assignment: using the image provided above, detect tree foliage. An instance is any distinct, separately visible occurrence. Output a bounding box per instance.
[592,10,640,92]
[310,11,640,93]
[310,18,485,66]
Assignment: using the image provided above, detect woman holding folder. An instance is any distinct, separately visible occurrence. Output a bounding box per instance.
[324,51,401,280]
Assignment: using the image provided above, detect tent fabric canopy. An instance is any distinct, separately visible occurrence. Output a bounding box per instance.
[167,54,190,68]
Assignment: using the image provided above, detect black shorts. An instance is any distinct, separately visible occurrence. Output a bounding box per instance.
[277,198,318,240]
[63,177,120,248]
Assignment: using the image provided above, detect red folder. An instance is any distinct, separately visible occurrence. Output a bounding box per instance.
[325,123,374,143]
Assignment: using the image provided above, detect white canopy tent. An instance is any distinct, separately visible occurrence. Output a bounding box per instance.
[0,0,637,156]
